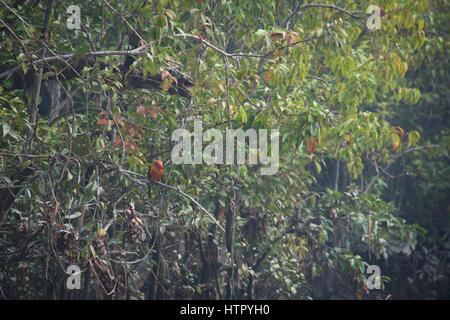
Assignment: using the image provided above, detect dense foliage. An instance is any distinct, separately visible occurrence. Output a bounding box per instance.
[0,0,447,299]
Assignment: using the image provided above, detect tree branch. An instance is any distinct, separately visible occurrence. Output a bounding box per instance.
[297,4,364,20]
[364,144,443,193]
[173,33,312,59]
[0,45,150,80]
[117,168,226,233]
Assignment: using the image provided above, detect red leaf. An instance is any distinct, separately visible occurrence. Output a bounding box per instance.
[307,138,318,154]
[394,141,400,152]
[270,32,282,40]
[98,118,108,125]
[150,108,158,119]
[290,32,298,45]
[136,104,146,116]
[128,127,136,139]
[161,71,171,80]
[114,138,122,147]
[218,209,225,221]
[395,126,404,139]
[195,33,204,41]
[124,141,137,152]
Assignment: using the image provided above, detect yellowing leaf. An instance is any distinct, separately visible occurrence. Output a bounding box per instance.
[89,244,96,257]
[161,78,171,92]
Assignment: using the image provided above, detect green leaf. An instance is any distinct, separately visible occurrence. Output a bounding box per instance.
[255,29,269,39]
[22,63,28,75]
[65,212,82,220]
[2,121,11,136]
[89,244,96,257]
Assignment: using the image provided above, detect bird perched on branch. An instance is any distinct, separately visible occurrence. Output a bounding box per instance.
[148,160,164,183]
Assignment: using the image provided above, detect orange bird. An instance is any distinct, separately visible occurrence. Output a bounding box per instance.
[148,160,164,183]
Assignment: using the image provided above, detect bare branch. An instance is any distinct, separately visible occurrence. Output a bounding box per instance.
[297,4,364,20]
[117,168,226,233]
[173,33,312,59]
[0,45,150,80]
[364,144,444,193]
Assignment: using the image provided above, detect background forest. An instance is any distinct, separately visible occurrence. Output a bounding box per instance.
[0,0,448,300]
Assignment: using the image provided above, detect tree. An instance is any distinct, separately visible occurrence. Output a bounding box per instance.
[0,0,441,299]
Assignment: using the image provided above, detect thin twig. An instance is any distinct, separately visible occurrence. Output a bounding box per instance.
[0,45,150,79]
[297,4,364,20]
[364,144,443,193]
[118,168,225,232]
[173,33,311,59]
[102,0,146,44]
